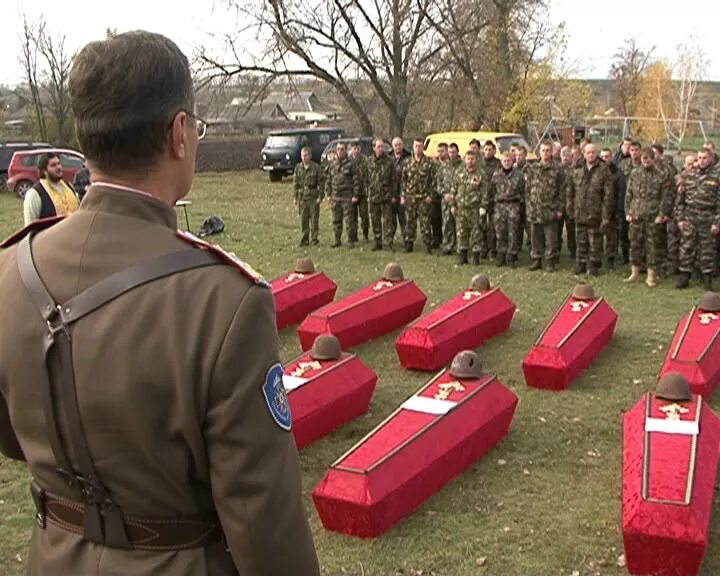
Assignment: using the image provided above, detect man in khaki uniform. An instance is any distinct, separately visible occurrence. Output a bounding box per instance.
[0,31,320,576]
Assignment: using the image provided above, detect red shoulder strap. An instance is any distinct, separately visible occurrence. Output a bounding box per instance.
[176,230,269,288]
[0,215,65,248]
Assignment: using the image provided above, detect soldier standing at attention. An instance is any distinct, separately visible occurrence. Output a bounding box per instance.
[367,138,395,251]
[451,149,487,265]
[488,151,524,268]
[559,146,577,261]
[349,141,370,243]
[294,145,324,246]
[675,148,720,291]
[615,137,634,265]
[0,31,320,576]
[599,147,625,270]
[652,143,677,273]
[568,143,614,276]
[514,146,531,251]
[401,138,437,253]
[390,137,409,242]
[481,140,501,260]
[526,141,563,272]
[438,142,462,255]
[326,141,360,248]
[623,147,673,288]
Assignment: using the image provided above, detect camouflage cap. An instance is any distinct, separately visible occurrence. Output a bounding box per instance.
[382,262,404,282]
[572,283,595,300]
[698,291,720,312]
[469,274,491,292]
[449,350,482,379]
[655,372,691,402]
[310,334,342,361]
[294,257,316,274]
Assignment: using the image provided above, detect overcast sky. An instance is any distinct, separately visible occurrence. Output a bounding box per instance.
[1,0,719,86]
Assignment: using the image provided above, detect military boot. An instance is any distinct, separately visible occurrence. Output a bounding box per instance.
[646,268,657,288]
[495,253,506,267]
[703,274,713,291]
[574,262,586,275]
[545,260,555,273]
[472,251,481,265]
[529,259,542,271]
[624,265,640,283]
[675,272,690,289]
[508,255,517,269]
[404,241,413,253]
[458,249,468,265]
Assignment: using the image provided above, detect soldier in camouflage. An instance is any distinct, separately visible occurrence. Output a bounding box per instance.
[514,146,531,251]
[293,146,325,246]
[526,141,563,272]
[488,151,524,268]
[349,141,370,242]
[481,141,501,259]
[401,138,437,253]
[615,139,639,264]
[437,142,462,255]
[668,155,696,273]
[559,146,577,260]
[390,138,409,243]
[675,148,720,290]
[451,150,487,265]
[599,148,625,270]
[568,143,614,276]
[367,138,396,251]
[623,147,673,288]
[652,144,677,273]
[325,142,360,248]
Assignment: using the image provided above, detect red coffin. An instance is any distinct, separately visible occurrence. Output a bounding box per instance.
[522,294,617,391]
[297,279,427,350]
[271,270,337,330]
[622,393,720,576]
[283,352,378,450]
[658,307,720,399]
[312,370,518,538]
[395,287,515,371]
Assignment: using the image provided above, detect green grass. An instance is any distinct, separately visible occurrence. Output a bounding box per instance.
[1,171,719,575]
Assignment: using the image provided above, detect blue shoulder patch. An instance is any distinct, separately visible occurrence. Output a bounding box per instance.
[262,363,292,431]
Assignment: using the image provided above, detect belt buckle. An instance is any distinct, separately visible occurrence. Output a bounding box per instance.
[30,479,46,529]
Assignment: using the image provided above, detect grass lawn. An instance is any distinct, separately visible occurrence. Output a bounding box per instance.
[1,170,718,575]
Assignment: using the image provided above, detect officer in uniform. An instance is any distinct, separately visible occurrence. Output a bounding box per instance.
[326,141,360,248]
[0,31,320,576]
[349,140,370,242]
[451,149,487,265]
[294,145,325,246]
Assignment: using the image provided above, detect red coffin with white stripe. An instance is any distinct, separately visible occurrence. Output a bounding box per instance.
[658,307,720,399]
[522,294,617,391]
[270,270,337,330]
[297,278,427,351]
[283,352,377,450]
[622,393,720,576]
[312,369,518,538]
[395,287,515,371]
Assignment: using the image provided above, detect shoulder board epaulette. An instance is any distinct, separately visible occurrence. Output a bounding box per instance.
[0,215,65,248]
[176,229,269,288]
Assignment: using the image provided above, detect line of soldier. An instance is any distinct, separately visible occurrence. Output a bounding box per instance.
[293,135,720,291]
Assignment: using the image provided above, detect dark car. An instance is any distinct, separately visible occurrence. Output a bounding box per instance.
[261,127,344,182]
[320,137,391,165]
[0,142,52,191]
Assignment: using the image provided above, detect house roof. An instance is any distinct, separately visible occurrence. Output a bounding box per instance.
[262,90,336,114]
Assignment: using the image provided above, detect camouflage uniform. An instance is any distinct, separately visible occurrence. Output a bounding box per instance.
[391,153,408,241]
[293,160,325,245]
[668,171,684,271]
[352,154,370,241]
[401,155,437,250]
[367,152,396,249]
[675,166,720,275]
[603,162,625,268]
[516,160,530,249]
[558,163,577,260]
[482,156,501,258]
[624,164,672,268]
[652,157,677,271]
[526,160,563,266]
[437,158,462,254]
[488,166,524,261]
[326,156,360,245]
[569,160,614,272]
[616,153,634,262]
[452,165,487,256]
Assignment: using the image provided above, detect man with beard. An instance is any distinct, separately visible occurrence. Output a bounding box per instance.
[23,152,80,224]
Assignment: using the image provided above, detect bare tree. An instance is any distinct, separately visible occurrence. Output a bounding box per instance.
[609,38,654,117]
[199,0,442,137]
[38,25,74,145]
[19,15,48,141]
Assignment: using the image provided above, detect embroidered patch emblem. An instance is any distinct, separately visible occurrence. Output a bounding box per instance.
[262,363,292,431]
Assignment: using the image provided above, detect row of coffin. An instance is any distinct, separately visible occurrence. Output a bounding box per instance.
[272,259,720,576]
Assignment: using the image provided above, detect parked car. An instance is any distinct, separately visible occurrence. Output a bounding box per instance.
[261,127,344,182]
[0,142,52,192]
[423,131,536,160]
[320,137,391,165]
[7,148,85,199]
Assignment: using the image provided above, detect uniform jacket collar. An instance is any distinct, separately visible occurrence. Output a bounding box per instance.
[80,184,178,229]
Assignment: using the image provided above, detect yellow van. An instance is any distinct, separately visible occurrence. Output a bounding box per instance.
[423,131,536,160]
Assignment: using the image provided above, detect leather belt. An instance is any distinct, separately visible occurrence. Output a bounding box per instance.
[32,481,222,551]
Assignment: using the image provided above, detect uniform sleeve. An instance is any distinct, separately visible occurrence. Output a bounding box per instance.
[324,165,333,199]
[659,171,673,219]
[565,169,575,218]
[205,285,320,576]
[23,187,42,225]
[602,168,614,222]
[675,175,686,222]
[318,165,326,201]
[293,165,301,202]
[0,391,25,461]
[554,170,563,215]
[624,171,635,217]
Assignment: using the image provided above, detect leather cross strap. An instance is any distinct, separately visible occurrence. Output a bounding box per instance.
[17,233,222,550]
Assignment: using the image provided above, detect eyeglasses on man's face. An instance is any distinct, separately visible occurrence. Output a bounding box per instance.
[184,110,207,140]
